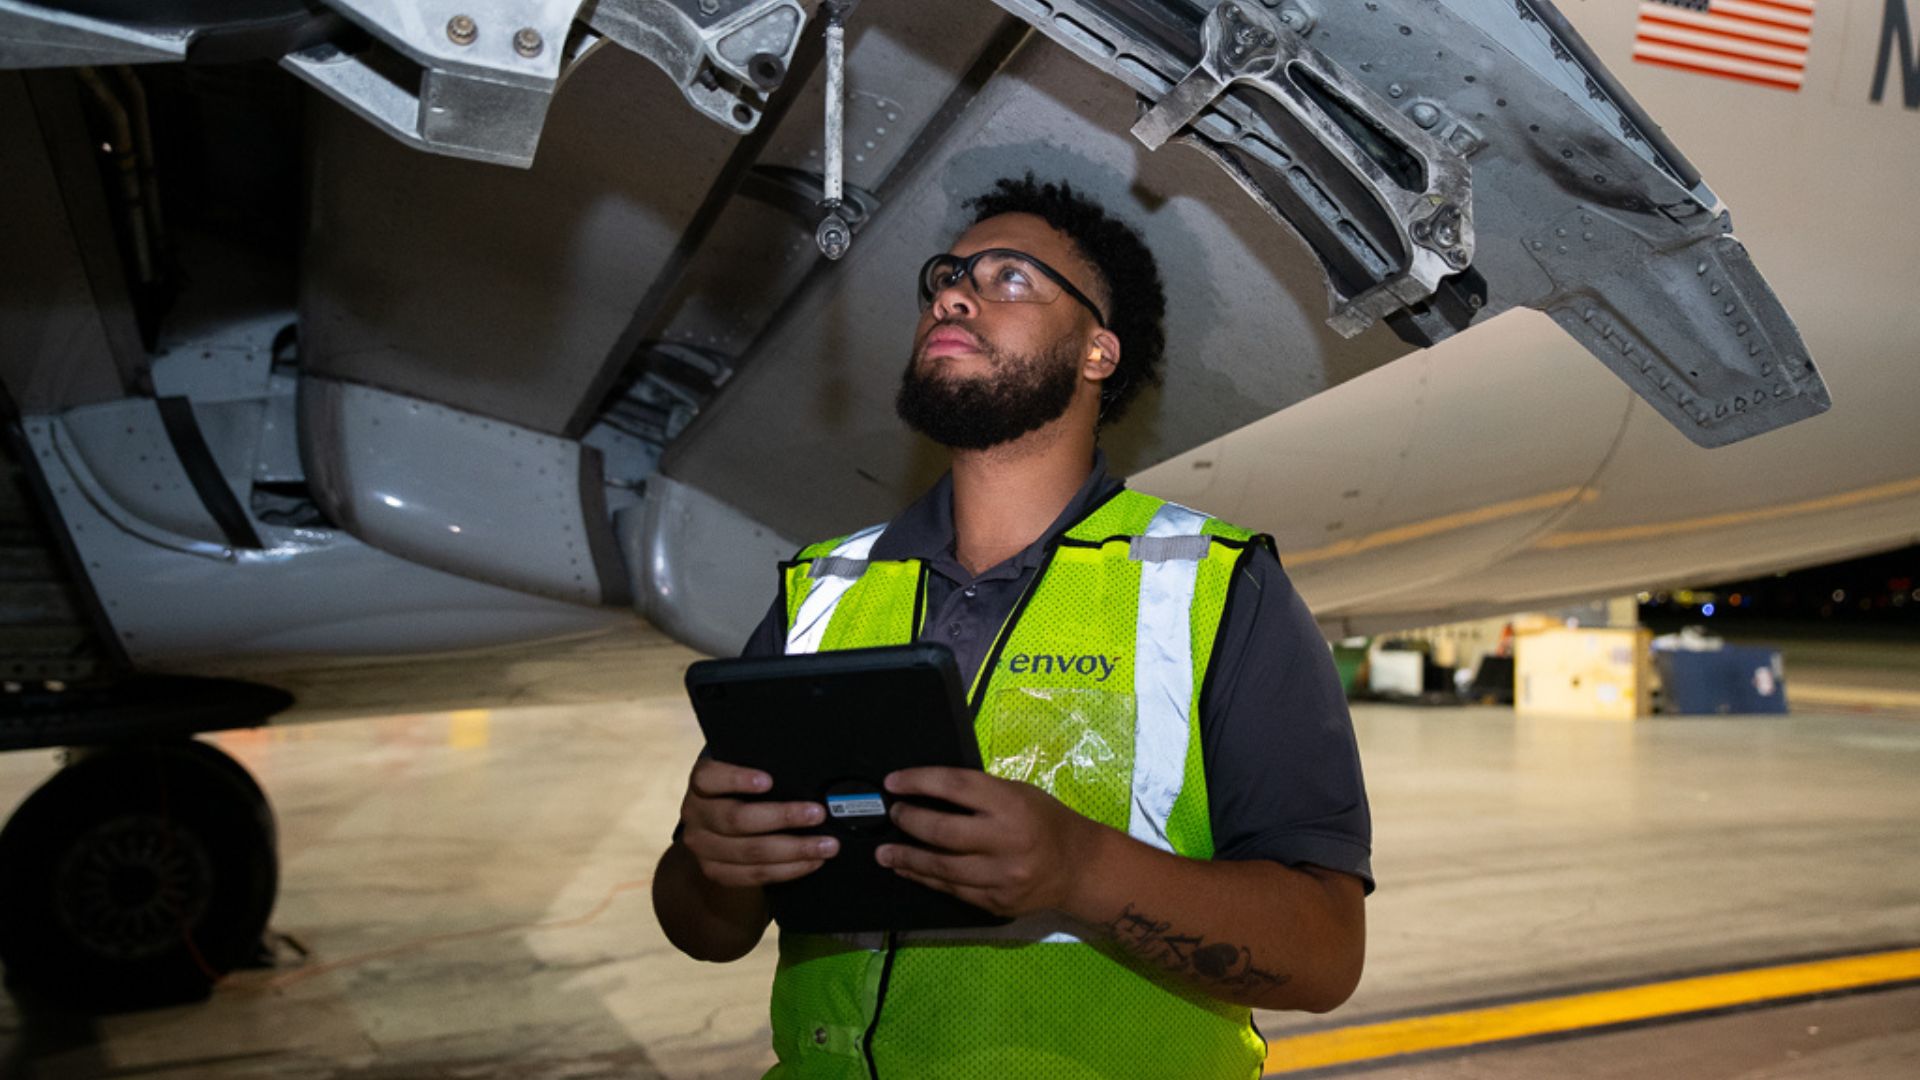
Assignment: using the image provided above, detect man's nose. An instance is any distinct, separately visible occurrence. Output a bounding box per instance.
[931,278,979,321]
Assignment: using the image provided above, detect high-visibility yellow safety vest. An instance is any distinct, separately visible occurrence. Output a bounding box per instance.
[767,488,1270,1080]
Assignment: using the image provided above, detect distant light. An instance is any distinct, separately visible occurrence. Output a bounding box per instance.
[1912,589,1920,602]
[1833,589,1847,603]
[1702,603,1715,617]
[1636,592,1652,603]
[382,494,404,508]
[1728,593,1742,606]
[448,524,462,534]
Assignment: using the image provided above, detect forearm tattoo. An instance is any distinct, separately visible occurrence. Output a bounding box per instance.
[1102,904,1291,994]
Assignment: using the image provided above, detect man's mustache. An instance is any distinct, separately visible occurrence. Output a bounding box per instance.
[918,320,992,363]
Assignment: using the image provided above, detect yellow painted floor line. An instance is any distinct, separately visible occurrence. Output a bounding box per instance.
[1264,947,1920,1075]
[1789,683,1920,711]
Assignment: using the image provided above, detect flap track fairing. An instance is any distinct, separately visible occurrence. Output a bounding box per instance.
[995,0,1831,447]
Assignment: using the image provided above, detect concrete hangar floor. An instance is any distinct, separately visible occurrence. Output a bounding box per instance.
[1,625,1916,1079]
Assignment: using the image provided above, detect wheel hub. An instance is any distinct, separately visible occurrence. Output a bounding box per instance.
[54,813,214,961]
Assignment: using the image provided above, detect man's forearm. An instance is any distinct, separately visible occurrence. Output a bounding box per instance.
[1063,826,1365,1012]
[651,841,773,962]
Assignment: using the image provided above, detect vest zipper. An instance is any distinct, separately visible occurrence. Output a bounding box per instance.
[965,546,1057,715]
[859,930,899,1078]
[861,551,1053,1075]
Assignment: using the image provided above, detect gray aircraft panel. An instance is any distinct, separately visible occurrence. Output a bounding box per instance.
[663,28,1413,542]
[0,2,190,68]
[57,399,232,550]
[22,412,628,668]
[0,71,135,413]
[642,4,1012,359]
[300,377,632,609]
[298,42,740,435]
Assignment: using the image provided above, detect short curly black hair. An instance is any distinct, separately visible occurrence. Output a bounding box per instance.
[963,174,1166,425]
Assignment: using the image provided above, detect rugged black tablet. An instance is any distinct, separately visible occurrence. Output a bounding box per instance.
[684,644,1011,934]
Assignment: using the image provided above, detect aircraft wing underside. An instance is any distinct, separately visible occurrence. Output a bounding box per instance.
[0,0,1834,668]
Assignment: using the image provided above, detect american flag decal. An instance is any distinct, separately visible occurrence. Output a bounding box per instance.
[1633,0,1816,92]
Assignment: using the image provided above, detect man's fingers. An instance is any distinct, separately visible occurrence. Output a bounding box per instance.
[876,842,995,887]
[702,858,827,887]
[889,800,992,852]
[888,864,1000,914]
[689,758,773,798]
[712,798,825,836]
[888,863,952,895]
[884,766,987,805]
[689,831,838,867]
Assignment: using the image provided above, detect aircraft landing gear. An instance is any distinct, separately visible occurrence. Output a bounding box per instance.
[0,739,278,1010]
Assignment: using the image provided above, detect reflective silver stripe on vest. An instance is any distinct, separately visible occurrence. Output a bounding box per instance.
[785,524,886,655]
[1128,503,1209,853]
[1129,534,1212,562]
[809,555,870,580]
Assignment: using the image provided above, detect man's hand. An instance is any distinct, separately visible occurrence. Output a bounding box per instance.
[876,766,1099,917]
[679,758,840,887]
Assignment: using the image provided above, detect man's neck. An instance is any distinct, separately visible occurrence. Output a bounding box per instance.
[948,419,1097,577]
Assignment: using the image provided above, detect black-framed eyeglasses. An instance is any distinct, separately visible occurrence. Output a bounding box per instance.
[917,248,1107,328]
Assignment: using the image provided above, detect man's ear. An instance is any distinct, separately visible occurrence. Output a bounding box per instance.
[1083,330,1121,381]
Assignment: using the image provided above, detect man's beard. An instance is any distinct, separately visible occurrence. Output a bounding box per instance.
[895,326,1080,451]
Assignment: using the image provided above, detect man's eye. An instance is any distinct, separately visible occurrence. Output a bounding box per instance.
[994,265,1032,287]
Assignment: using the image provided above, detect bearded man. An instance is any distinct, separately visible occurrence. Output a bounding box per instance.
[652,175,1371,1079]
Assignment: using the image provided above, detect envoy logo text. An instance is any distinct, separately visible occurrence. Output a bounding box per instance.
[1006,653,1119,681]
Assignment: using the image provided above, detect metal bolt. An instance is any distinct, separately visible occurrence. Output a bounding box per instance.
[1410,102,1440,128]
[748,51,785,91]
[514,27,543,57]
[813,1027,829,1046]
[816,213,851,260]
[446,14,477,45]
[1388,82,1405,98]
[700,0,721,14]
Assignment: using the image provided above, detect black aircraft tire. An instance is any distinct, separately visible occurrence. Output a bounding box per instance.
[0,741,279,1011]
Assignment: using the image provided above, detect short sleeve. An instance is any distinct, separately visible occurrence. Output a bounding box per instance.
[741,592,785,658]
[1199,547,1374,893]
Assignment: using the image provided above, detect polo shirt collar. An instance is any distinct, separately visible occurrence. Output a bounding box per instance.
[869,449,1125,579]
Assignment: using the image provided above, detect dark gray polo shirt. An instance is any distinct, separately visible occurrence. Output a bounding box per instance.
[741,452,1373,890]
